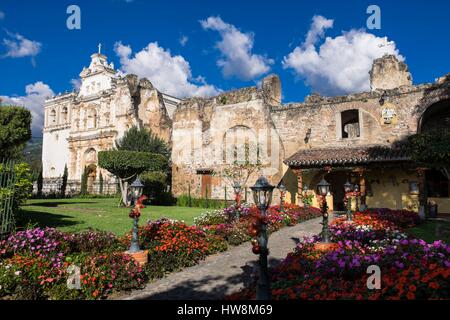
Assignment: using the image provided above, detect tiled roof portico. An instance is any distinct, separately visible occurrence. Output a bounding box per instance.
[284,145,411,168]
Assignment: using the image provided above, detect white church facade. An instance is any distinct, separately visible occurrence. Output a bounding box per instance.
[41,47,180,194]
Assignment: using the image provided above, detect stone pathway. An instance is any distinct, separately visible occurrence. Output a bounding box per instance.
[116,217,322,300]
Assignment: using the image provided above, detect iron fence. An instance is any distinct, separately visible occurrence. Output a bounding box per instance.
[0,159,16,238]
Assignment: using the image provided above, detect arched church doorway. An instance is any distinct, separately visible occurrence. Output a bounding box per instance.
[83,148,97,194]
[86,164,97,194]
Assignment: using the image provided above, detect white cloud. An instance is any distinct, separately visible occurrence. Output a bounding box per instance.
[283,15,404,96]
[70,78,81,91]
[2,31,42,65]
[114,41,220,98]
[0,81,54,136]
[0,11,5,20]
[304,15,334,47]
[200,16,273,81]
[179,35,188,47]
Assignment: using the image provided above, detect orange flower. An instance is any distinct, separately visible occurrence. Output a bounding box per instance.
[406,292,415,300]
[429,282,440,289]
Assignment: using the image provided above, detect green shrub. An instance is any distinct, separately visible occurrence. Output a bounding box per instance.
[0,106,31,159]
[140,171,175,205]
[176,194,227,209]
[0,162,33,212]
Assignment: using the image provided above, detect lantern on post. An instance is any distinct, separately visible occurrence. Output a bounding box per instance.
[232,181,242,205]
[317,178,331,243]
[343,180,353,221]
[128,176,144,253]
[250,176,275,300]
[278,181,287,213]
[354,183,360,211]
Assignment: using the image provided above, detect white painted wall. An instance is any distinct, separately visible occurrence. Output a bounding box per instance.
[42,129,70,178]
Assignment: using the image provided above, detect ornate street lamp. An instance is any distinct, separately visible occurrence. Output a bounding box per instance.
[343,180,353,221]
[278,181,287,212]
[354,183,360,212]
[250,176,275,300]
[317,178,331,243]
[128,177,144,253]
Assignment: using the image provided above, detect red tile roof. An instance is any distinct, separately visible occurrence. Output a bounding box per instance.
[284,145,410,168]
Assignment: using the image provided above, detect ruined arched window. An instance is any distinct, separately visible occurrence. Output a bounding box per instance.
[61,107,68,123]
[419,99,450,133]
[223,125,259,164]
[341,109,360,139]
[49,109,56,125]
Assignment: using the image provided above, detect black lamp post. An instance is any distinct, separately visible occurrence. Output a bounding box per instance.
[302,184,309,207]
[278,182,286,212]
[354,183,360,212]
[129,176,144,253]
[317,178,331,243]
[250,176,275,300]
[343,180,353,221]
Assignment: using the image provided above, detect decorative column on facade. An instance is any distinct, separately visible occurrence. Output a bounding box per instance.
[292,168,303,207]
[417,167,427,219]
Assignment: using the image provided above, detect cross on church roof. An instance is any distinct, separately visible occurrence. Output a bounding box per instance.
[378,38,394,55]
[98,43,102,54]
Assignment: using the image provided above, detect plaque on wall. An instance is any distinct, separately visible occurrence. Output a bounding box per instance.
[380,102,398,125]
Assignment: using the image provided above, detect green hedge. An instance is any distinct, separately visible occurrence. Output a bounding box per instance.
[176,194,229,209]
[98,150,167,178]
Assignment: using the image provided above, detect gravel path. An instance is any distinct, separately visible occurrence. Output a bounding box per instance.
[117,217,323,300]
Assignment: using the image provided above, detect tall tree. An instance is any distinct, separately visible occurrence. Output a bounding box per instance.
[99,172,104,195]
[408,130,450,179]
[60,164,68,197]
[116,126,170,159]
[0,106,32,160]
[115,126,171,203]
[98,150,166,206]
[80,166,88,195]
[37,169,43,197]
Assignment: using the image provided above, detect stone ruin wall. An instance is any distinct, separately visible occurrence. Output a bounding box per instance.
[170,62,450,200]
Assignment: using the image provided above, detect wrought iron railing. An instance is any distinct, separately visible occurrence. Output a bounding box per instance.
[0,159,16,238]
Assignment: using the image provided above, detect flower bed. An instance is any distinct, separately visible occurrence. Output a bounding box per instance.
[227,209,450,300]
[0,203,321,300]
[0,228,144,300]
[199,204,322,246]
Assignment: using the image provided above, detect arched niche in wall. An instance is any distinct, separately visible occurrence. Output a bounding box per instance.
[49,109,56,125]
[61,106,68,123]
[87,108,98,129]
[222,125,259,164]
[418,99,450,133]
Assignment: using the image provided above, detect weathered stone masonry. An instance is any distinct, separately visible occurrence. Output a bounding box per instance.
[42,52,450,212]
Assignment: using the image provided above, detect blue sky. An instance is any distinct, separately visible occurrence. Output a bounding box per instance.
[0,0,449,135]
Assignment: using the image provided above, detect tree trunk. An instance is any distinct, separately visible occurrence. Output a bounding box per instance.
[118,179,130,207]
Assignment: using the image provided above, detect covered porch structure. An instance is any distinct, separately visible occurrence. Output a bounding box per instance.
[282,145,431,215]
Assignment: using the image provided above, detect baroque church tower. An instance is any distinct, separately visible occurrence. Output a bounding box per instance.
[41,46,180,194]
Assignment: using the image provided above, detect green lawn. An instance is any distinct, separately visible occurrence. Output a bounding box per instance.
[407,220,450,243]
[18,197,207,236]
